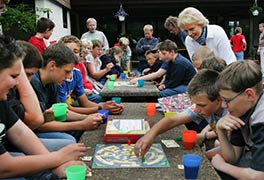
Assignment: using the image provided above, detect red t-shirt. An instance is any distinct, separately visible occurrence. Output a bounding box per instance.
[230,34,245,52]
[74,61,93,90]
[28,36,46,54]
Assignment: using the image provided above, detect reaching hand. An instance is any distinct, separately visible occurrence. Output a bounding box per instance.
[102,101,124,114]
[134,133,154,158]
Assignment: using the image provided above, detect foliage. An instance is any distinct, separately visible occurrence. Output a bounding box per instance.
[0,3,52,33]
[250,4,263,13]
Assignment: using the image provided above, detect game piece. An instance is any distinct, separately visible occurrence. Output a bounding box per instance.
[81,156,93,161]
[178,164,184,169]
[129,148,133,155]
[175,136,182,141]
[128,139,131,146]
[141,157,146,163]
[86,171,92,177]
[161,139,180,148]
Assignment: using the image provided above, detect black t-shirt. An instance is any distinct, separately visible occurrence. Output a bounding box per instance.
[0,101,19,155]
[7,88,25,121]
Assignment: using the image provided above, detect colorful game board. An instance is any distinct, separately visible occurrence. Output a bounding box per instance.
[92,143,170,168]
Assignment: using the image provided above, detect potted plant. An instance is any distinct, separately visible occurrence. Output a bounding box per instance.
[250,3,263,16]
[113,4,128,21]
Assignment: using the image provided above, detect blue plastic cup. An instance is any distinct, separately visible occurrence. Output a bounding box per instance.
[182,154,201,179]
[120,73,126,79]
[137,79,144,88]
[98,109,109,124]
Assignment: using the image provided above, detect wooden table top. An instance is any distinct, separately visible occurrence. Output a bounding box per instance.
[80,103,221,180]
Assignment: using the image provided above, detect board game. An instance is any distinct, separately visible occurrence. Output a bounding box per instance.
[114,81,136,87]
[92,143,170,168]
[104,119,150,144]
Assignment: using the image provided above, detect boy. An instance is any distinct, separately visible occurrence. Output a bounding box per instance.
[142,50,163,84]
[135,24,159,74]
[191,46,215,70]
[7,41,76,152]
[156,39,196,97]
[134,69,227,158]
[211,60,264,179]
[57,35,124,114]
[30,43,103,142]
[28,17,55,54]
[0,35,87,179]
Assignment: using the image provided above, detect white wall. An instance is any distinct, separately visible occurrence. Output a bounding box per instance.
[35,0,71,44]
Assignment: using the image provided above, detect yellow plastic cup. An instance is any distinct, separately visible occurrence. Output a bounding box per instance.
[164,112,176,117]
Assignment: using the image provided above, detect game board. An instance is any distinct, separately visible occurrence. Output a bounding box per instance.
[114,81,136,87]
[92,143,170,168]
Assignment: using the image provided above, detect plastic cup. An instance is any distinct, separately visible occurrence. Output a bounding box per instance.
[123,70,129,77]
[120,73,126,79]
[146,103,156,116]
[52,103,68,122]
[112,97,121,104]
[164,112,176,117]
[137,79,144,88]
[182,130,197,149]
[107,81,114,90]
[98,109,109,124]
[109,75,116,81]
[66,165,86,180]
[182,154,201,179]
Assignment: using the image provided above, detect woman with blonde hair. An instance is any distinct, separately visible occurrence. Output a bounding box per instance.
[177,7,236,65]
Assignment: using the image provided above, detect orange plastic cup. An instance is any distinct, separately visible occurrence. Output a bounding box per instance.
[182,130,197,149]
[146,103,156,116]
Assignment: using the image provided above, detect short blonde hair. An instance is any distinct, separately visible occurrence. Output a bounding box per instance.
[178,7,209,29]
[119,37,130,46]
[143,24,153,32]
[81,38,93,48]
[86,18,97,25]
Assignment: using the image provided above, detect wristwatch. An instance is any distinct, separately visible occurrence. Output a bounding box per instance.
[204,132,209,140]
[98,105,102,110]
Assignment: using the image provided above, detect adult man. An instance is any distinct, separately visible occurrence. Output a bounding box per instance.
[81,18,109,54]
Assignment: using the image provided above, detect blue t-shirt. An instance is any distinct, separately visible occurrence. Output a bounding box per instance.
[57,68,85,103]
[30,70,58,112]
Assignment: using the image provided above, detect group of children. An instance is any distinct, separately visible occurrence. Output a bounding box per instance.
[1,4,264,179]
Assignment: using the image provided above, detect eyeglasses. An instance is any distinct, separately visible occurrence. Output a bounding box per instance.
[0,5,7,14]
[221,91,244,105]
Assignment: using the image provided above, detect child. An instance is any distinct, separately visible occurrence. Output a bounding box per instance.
[59,35,104,103]
[0,35,87,179]
[100,46,123,84]
[86,39,113,83]
[30,43,103,142]
[115,37,132,72]
[134,69,227,158]
[156,39,196,97]
[230,26,247,61]
[211,60,264,179]
[191,46,215,70]
[28,17,55,54]
[7,41,76,151]
[200,56,227,72]
[57,35,124,114]
[142,50,163,84]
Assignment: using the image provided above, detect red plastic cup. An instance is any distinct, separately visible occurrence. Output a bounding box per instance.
[146,103,156,116]
[182,130,197,149]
